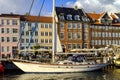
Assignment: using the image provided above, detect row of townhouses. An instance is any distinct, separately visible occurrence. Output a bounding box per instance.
[0,7,120,58]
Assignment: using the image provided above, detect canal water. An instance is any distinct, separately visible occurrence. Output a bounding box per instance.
[0,68,120,80]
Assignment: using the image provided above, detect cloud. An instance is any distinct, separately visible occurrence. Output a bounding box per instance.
[66,0,120,13]
[0,0,34,14]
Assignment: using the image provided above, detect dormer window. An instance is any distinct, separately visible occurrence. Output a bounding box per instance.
[67,14,72,20]
[101,18,105,23]
[82,16,88,22]
[59,13,64,20]
[74,15,80,20]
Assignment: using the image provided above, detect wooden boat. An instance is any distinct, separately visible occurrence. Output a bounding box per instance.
[13,60,109,73]
[13,0,109,73]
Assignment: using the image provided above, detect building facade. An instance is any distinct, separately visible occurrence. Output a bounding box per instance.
[0,14,20,58]
[55,7,120,52]
[55,7,90,52]
[20,15,52,52]
[87,12,120,48]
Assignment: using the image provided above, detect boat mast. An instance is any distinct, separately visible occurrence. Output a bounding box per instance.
[52,0,55,63]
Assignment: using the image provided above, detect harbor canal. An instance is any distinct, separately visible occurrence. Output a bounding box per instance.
[0,68,120,80]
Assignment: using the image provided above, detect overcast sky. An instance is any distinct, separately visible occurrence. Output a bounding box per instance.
[0,0,120,16]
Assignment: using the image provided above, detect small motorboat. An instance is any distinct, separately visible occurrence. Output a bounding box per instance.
[0,62,4,73]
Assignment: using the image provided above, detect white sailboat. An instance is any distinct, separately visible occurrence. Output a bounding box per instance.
[13,0,109,73]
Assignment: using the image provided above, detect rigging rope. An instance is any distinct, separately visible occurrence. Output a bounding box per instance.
[17,0,35,47]
[26,0,46,49]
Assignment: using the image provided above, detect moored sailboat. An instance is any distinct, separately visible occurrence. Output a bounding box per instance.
[13,0,109,73]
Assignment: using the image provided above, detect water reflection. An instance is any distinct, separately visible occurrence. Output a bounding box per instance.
[1,69,120,80]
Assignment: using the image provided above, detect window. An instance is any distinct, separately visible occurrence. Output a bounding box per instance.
[1,19,4,25]
[78,23,81,29]
[77,32,81,39]
[6,28,9,33]
[84,23,88,28]
[72,44,76,49]
[41,24,44,28]
[7,19,10,25]
[12,37,17,42]
[102,40,105,45]
[26,39,29,43]
[28,22,31,26]
[21,39,24,43]
[72,23,77,29]
[7,46,9,52]
[82,16,88,22]
[84,44,87,48]
[91,40,94,45]
[77,44,81,48]
[26,31,29,36]
[84,33,88,40]
[60,22,64,29]
[60,32,64,40]
[1,28,4,33]
[67,14,72,20]
[49,24,52,28]
[7,37,10,42]
[13,29,18,33]
[45,39,48,43]
[35,31,38,36]
[98,32,101,37]
[68,44,72,49]
[49,32,52,36]
[1,46,4,52]
[109,40,111,45]
[35,39,38,43]
[45,32,48,36]
[12,20,18,25]
[72,33,77,40]
[28,26,32,31]
[41,32,44,36]
[41,39,44,43]
[102,32,105,37]
[68,23,72,29]
[74,15,80,20]
[109,33,111,37]
[45,24,48,28]
[49,39,52,43]
[59,13,64,20]
[21,32,24,35]
[1,37,4,42]
[68,32,72,40]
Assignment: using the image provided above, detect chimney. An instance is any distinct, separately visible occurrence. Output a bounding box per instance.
[74,5,78,10]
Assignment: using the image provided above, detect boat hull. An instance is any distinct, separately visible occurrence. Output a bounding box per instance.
[13,61,109,73]
[0,63,4,73]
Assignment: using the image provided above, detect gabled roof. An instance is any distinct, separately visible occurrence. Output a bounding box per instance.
[0,14,52,23]
[21,15,52,23]
[115,13,120,17]
[55,7,87,21]
[87,13,101,20]
[0,14,20,18]
[87,12,115,25]
[110,13,118,19]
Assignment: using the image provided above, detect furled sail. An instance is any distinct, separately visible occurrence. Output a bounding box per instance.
[56,34,63,52]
